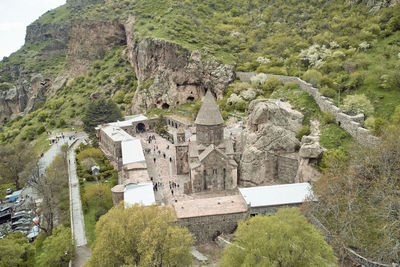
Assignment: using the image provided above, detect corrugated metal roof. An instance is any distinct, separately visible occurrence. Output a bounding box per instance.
[121,139,145,165]
[124,183,155,208]
[239,183,312,207]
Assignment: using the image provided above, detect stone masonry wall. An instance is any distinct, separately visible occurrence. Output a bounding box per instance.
[177,211,248,244]
[277,154,298,183]
[236,72,380,147]
[248,203,301,216]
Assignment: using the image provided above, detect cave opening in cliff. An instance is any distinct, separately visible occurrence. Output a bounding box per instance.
[136,123,146,133]
[162,103,170,109]
[187,96,195,102]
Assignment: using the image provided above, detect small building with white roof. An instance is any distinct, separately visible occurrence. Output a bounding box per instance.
[239,182,313,216]
[124,183,156,208]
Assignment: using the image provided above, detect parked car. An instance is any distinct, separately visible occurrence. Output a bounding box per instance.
[6,189,12,195]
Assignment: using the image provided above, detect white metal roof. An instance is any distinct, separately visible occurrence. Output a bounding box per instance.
[124,183,155,208]
[121,139,146,165]
[101,126,133,142]
[108,114,148,128]
[239,183,312,208]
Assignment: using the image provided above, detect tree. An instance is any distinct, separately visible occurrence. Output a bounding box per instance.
[87,204,194,267]
[0,142,36,190]
[82,184,113,220]
[27,153,69,235]
[219,208,337,267]
[82,98,122,134]
[154,114,168,136]
[0,233,35,267]
[307,127,400,263]
[36,226,75,267]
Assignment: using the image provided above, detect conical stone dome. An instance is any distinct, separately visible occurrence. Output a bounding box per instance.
[195,90,224,125]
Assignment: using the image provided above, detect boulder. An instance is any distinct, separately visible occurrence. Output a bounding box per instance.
[240,99,303,185]
[296,120,325,183]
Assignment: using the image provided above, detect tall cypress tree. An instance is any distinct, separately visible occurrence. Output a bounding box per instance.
[82,99,122,134]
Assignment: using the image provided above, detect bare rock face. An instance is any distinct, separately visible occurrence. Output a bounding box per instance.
[0,74,48,122]
[295,120,325,183]
[125,30,235,113]
[65,19,126,77]
[48,19,127,94]
[240,99,303,186]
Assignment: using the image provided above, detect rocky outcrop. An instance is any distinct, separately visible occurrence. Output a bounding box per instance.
[0,74,48,122]
[296,120,325,183]
[49,19,127,94]
[64,19,126,77]
[240,99,303,186]
[125,19,235,113]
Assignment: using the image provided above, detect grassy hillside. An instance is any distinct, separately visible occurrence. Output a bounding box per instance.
[0,47,136,144]
[77,0,400,118]
[0,0,399,150]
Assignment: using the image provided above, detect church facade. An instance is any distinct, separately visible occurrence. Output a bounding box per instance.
[176,90,238,194]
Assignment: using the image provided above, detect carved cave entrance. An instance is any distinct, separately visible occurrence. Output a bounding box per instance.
[162,103,170,109]
[136,123,146,133]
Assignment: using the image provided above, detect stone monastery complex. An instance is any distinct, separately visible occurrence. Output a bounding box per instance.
[96,90,313,243]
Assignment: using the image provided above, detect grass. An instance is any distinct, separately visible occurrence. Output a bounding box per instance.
[36,5,72,25]
[320,123,352,150]
[82,181,98,247]
[0,183,16,200]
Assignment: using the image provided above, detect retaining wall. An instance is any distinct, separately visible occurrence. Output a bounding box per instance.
[236,72,380,146]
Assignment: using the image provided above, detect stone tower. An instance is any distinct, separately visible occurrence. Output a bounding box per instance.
[175,126,189,175]
[195,90,224,149]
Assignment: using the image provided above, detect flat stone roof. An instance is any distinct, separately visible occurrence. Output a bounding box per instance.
[111,184,125,193]
[174,195,247,219]
[100,125,133,142]
[239,183,312,208]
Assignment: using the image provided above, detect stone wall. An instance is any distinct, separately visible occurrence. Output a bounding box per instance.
[236,72,380,147]
[248,203,301,216]
[177,211,248,244]
[167,116,191,129]
[277,153,298,183]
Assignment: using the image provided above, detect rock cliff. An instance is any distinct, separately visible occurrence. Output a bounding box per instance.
[296,120,325,183]
[0,74,48,122]
[125,19,235,113]
[65,19,126,76]
[240,99,303,185]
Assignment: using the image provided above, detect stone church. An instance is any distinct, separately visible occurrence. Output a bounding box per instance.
[176,90,238,194]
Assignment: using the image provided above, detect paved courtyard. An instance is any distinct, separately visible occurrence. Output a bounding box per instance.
[131,127,237,207]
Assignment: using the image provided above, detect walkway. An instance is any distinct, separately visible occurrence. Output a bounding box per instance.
[68,140,91,266]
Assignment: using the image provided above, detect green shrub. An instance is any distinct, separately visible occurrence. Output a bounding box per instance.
[321,112,334,125]
[303,69,322,87]
[262,77,283,93]
[36,125,46,135]
[374,117,389,136]
[113,91,125,104]
[390,106,400,125]
[283,81,300,90]
[341,94,374,116]
[296,125,310,140]
[320,86,337,99]
[364,116,375,131]
[318,148,349,172]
